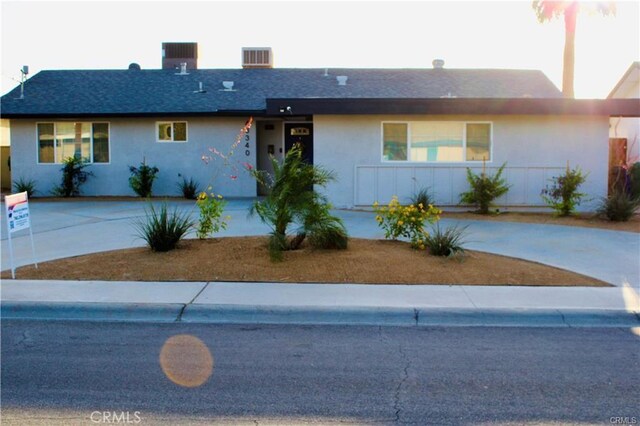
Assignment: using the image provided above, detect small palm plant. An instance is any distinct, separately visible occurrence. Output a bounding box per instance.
[249,144,348,261]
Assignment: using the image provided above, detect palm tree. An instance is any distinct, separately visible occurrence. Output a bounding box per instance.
[533,1,616,98]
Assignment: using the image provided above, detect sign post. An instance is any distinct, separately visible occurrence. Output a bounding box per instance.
[4,191,37,279]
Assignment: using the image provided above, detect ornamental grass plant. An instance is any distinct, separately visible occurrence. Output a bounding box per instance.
[134,202,194,252]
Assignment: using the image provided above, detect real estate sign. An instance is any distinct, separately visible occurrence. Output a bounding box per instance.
[5,191,31,233]
[4,191,37,278]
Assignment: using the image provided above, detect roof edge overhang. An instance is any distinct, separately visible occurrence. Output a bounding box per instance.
[0,110,265,119]
[266,98,640,117]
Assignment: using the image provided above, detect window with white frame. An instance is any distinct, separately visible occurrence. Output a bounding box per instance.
[157,121,187,142]
[382,121,492,162]
[37,122,110,164]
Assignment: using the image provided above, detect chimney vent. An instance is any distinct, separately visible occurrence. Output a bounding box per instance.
[432,59,445,69]
[163,42,198,70]
[242,47,273,68]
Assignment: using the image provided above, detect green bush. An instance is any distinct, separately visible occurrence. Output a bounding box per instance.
[597,190,640,222]
[373,196,441,249]
[12,177,37,198]
[460,162,510,214]
[629,162,640,199]
[423,224,468,257]
[305,202,349,250]
[541,165,587,216]
[52,156,93,197]
[249,144,348,261]
[129,160,159,198]
[196,190,229,239]
[178,177,199,200]
[410,187,434,209]
[134,203,194,252]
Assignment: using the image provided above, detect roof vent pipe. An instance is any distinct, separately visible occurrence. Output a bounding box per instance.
[176,62,189,75]
[336,75,348,86]
[432,59,445,69]
[323,68,329,77]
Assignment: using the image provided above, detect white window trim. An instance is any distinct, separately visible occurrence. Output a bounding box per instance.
[36,121,111,165]
[381,121,493,164]
[156,121,188,143]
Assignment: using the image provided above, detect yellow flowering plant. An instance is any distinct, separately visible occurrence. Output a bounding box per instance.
[196,189,230,239]
[373,196,441,249]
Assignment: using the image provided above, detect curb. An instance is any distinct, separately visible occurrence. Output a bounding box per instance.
[1,302,184,322]
[2,302,639,327]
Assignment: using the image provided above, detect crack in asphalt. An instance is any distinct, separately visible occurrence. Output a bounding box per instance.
[393,343,411,424]
[379,326,412,424]
[14,331,34,348]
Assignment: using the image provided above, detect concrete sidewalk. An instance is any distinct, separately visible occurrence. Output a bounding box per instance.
[2,280,639,327]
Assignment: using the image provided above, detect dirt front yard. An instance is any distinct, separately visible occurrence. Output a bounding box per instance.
[3,236,608,286]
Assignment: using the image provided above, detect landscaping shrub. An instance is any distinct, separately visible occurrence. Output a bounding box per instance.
[597,190,640,222]
[134,202,194,252]
[52,156,93,197]
[249,143,348,261]
[178,177,200,200]
[629,162,640,199]
[129,160,159,197]
[196,190,229,239]
[373,196,441,249]
[459,162,510,214]
[305,202,349,250]
[423,224,468,257]
[12,177,37,198]
[410,187,434,209]
[541,164,587,216]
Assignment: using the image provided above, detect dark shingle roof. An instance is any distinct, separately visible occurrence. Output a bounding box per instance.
[1,68,562,117]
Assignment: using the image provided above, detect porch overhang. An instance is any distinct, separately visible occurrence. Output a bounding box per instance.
[266,98,640,117]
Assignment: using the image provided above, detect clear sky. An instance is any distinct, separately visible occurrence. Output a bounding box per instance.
[1,0,638,98]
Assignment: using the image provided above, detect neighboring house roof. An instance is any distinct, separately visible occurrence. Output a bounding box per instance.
[1,68,562,117]
[608,61,640,99]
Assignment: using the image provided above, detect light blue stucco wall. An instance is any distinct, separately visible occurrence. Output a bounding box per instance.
[9,114,610,211]
[313,114,610,211]
[8,117,257,197]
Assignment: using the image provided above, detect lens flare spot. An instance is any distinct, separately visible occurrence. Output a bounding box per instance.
[160,334,213,388]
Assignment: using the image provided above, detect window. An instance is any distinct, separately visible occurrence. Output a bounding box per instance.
[157,121,187,142]
[37,122,109,164]
[382,121,491,162]
[383,123,408,161]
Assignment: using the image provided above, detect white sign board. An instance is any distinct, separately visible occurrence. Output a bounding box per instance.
[5,191,31,233]
[4,191,37,278]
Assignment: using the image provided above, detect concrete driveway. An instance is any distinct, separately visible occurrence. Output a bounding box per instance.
[1,199,638,287]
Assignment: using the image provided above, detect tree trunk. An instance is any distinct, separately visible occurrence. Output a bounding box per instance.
[562,2,578,98]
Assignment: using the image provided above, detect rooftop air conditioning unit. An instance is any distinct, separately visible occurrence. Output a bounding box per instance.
[242,47,273,68]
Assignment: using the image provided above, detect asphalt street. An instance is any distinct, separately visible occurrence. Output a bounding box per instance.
[2,320,638,425]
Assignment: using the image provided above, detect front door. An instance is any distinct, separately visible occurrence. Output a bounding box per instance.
[284,123,313,165]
